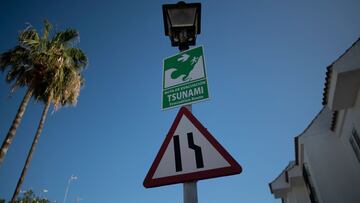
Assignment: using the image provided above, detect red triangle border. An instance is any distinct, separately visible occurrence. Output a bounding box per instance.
[143,107,242,188]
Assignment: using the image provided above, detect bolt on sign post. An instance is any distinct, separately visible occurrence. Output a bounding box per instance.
[162,46,210,110]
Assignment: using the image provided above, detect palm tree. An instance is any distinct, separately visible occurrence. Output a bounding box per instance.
[10,21,88,201]
[0,21,52,166]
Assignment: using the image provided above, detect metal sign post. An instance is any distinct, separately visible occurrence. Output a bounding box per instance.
[184,181,197,203]
[183,104,197,203]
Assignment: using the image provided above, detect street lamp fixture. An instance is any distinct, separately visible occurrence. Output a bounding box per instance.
[162,1,201,51]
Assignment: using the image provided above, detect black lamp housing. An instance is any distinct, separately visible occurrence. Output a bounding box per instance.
[162,1,201,49]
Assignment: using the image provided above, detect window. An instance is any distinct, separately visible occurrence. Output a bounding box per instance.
[350,128,360,162]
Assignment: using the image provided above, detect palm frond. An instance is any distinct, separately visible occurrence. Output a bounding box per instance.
[65,48,88,70]
[51,29,79,47]
[42,19,52,42]
[19,28,40,51]
[2,19,88,110]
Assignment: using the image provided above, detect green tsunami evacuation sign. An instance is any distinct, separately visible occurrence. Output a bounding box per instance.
[162,46,210,110]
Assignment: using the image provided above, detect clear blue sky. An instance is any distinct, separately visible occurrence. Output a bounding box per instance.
[1,0,360,202]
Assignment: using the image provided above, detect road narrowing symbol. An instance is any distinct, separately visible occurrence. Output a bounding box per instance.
[173,132,204,172]
[143,107,242,188]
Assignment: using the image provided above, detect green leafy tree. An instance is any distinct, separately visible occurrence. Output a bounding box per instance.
[8,21,88,201]
[10,190,50,203]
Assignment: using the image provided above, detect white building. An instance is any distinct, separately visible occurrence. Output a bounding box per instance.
[269,38,360,203]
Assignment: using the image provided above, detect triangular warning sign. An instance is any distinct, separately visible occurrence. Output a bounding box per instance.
[143,107,242,188]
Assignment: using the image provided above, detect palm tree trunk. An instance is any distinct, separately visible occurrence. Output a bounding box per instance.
[11,96,51,202]
[0,88,34,166]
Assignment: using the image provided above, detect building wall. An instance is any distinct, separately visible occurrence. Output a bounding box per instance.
[282,184,310,203]
[270,162,312,203]
[331,41,360,73]
[303,131,360,202]
[292,182,311,203]
[300,88,360,203]
[270,39,360,203]
[338,88,360,166]
[286,189,296,203]
[293,92,360,203]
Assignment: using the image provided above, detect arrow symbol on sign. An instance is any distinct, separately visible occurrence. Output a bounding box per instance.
[177,54,190,62]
